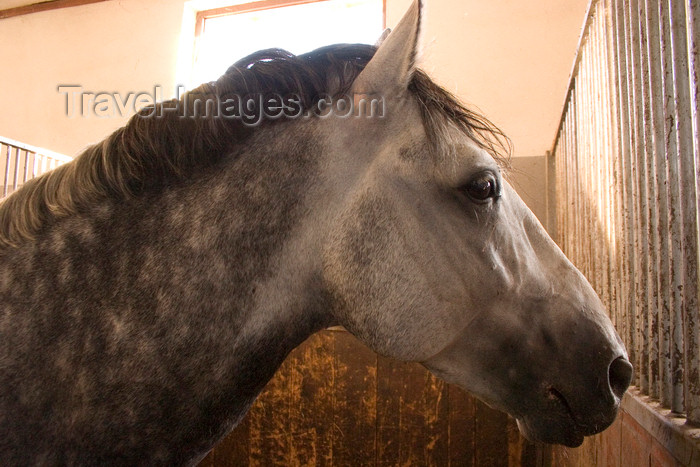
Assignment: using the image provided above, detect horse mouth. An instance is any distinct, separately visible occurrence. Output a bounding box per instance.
[516,386,585,447]
[546,386,575,419]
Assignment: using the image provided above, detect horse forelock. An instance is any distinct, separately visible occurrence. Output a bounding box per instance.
[0,45,509,250]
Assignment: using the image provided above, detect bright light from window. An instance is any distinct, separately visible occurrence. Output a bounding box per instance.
[191,0,384,86]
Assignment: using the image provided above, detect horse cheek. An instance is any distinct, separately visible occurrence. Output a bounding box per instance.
[323,193,439,360]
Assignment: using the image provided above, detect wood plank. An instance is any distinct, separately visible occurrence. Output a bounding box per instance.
[287,331,335,466]
[376,354,402,463]
[198,416,249,467]
[415,371,449,466]
[331,331,377,465]
[619,411,652,467]
[247,346,293,465]
[600,413,622,467]
[506,416,537,467]
[555,444,583,467]
[579,432,598,467]
[376,356,449,466]
[0,0,110,20]
[448,385,476,466]
[197,0,326,21]
[474,399,509,467]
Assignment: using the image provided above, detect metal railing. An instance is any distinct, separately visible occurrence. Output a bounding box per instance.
[0,136,72,199]
[552,0,700,424]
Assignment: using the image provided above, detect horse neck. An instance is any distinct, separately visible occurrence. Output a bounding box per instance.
[136,123,334,386]
[0,123,334,460]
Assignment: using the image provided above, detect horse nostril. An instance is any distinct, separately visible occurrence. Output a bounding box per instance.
[608,356,633,399]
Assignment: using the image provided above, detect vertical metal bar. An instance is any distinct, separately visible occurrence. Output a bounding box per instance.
[4,145,12,198]
[579,45,591,284]
[32,150,39,179]
[598,5,612,311]
[670,0,698,419]
[635,0,654,395]
[647,0,672,407]
[590,27,599,287]
[555,141,562,247]
[22,150,30,185]
[572,92,578,266]
[622,0,635,374]
[583,59,592,281]
[12,147,21,193]
[606,0,624,334]
[1,144,7,198]
[558,124,564,250]
[568,91,576,264]
[557,126,566,249]
[597,3,613,315]
[572,92,581,268]
[627,0,648,391]
[566,103,575,260]
[638,0,660,399]
[583,25,594,287]
[613,0,628,359]
[682,0,700,424]
[617,0,637,370]
[616,14,629,354]
[558,120,568,250]
[590,4,603,301]
[570,98,578,264]
[602,2,612,312]
[573,74,582,271]
[585,49,595,284]
[591,20,600,289]
[660,0,686,414]
[558,122,565,249]
[604,0,621,330]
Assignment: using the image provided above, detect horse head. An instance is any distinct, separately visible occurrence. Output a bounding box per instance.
[322,0,632,447]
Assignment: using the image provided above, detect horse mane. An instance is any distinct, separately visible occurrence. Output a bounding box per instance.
[0,44,509,249]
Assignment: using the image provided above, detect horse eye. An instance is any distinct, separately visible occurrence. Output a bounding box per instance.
[463,175,498,202]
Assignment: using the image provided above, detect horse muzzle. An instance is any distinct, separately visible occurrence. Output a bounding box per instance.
[517,354,633,447]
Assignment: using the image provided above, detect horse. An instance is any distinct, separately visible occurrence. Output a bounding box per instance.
[0,1,632,464]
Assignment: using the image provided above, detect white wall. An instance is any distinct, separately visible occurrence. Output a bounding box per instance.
[388,0,589,158]
[0,0,588,159]
[1,0,184,155]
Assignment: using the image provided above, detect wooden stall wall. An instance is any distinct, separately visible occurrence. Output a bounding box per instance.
[549,403,690,467]
[199,329,542,467]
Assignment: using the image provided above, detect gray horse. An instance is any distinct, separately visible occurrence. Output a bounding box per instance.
[0,1,631,465]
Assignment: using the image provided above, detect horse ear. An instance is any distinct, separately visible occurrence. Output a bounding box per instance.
[352,0,422,96]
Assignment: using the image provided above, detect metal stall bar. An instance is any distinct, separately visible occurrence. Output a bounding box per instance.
[0,137,71,200]
[682,0,700,425]
[553,0,700,422]
[669,0,699,423]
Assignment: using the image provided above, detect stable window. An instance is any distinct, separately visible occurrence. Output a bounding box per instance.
[185,0,385,87]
